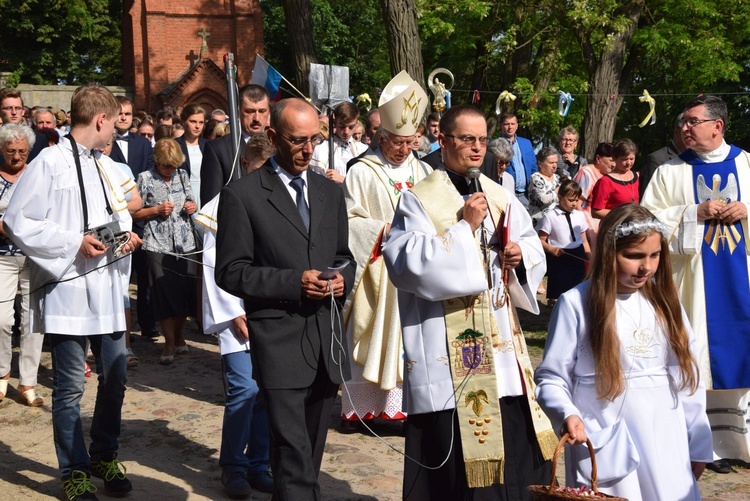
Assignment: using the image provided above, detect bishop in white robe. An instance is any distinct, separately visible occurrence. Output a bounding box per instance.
[342,147,431,424]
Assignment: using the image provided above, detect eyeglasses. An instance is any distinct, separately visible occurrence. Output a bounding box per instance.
[495,159,509,167]
[560,138,577,143]
[1,106,23,112]
[677,117,718,129]
[444,134,489,146]
[385,137,415,150]
[3,148,28,156]
[278,133,325,148]
[140,132,154,138]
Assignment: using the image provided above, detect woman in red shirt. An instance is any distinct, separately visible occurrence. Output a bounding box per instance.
[591,139,639,219]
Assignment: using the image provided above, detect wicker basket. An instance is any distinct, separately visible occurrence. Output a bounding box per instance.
[528,433,628,501]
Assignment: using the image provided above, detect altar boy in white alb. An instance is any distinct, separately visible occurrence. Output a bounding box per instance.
[309,101,367,183]
[4,84,141,501]
[383,105,556,501]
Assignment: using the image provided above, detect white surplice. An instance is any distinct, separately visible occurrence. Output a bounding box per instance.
[535,283,713,501]
[382,173,545,414]
[341,150,431,419]
[3,137,133,335]
[310,136,367,178]
[196,195,249,356]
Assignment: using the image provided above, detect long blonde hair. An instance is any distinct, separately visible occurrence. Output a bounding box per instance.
[587,204,699,400]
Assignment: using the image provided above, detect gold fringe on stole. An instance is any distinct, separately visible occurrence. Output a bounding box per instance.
[409,170,558,484]
[536,429,559,461]
[411,171,506,489]
[465,457,505,488]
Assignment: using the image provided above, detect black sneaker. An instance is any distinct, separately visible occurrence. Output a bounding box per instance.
[90,458,133,496]
[248,470,274,494]
[63,470,98,500]
[221,471,252,499]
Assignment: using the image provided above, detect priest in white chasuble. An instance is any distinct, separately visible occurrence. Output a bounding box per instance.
[383,105,556,500]
[341,71,432,429]
[642,95,750,473]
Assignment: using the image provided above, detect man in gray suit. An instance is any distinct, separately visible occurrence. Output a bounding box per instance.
[638,114,685,198]
[215,98,355,500]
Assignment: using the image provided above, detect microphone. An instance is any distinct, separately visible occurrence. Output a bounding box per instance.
[467,168,482,194]
[467,168,492,288]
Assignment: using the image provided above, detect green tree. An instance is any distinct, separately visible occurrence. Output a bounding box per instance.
[0,0,122,85]
[261,0,391,100]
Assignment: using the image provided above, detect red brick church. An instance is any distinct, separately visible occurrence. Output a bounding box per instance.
[121,0,264,113]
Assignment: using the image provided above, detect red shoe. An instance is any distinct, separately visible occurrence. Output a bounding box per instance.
[84,362,92,378]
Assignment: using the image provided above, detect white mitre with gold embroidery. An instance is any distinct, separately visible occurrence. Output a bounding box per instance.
[378,70,428,136]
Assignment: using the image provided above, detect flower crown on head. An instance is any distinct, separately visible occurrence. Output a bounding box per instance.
[615,218,668,240]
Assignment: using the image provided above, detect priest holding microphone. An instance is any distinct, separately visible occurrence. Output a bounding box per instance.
[383,105,556,500]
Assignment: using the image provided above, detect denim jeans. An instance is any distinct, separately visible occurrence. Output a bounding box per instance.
[49,332,127,479]
[220,351,270,475]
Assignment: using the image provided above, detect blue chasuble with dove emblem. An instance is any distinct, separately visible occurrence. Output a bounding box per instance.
[688,145,750,388]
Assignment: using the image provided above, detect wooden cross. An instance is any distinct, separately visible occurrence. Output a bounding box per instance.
[198,28,210,53]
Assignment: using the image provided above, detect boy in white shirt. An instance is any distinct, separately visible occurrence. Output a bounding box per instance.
[537,179,591,301]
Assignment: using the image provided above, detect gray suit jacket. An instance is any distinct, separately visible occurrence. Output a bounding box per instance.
[215,161,355,389]
[639,141,680,198]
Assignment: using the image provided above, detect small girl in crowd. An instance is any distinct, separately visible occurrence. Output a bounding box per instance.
[534,204,712,501]
[537,179,590,302]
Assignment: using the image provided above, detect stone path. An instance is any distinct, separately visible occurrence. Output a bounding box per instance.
[0,315,747,500]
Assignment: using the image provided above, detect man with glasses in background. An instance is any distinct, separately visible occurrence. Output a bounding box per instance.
[642,94,750,475]
[384,104,554,500]
[215,97,356,500]
[0,88,47,162]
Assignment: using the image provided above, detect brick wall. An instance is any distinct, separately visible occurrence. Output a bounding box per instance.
[123,0,264,112]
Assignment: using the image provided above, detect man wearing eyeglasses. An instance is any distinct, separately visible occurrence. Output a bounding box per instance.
[0,88,48,163]
[384,105,554,500]
[340,71,432,433]
[215,97,356,500]
[642,94,750,475]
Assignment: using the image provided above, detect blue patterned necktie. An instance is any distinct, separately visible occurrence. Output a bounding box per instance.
[289,176,310,232]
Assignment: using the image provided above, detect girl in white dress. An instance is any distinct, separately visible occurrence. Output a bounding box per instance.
[535,204,713,501]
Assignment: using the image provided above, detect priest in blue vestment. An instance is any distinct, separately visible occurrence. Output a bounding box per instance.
[642,95,750,473]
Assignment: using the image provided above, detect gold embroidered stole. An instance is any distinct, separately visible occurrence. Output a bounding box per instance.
[410,170,506,487]
[95,159,130,215]
[410,171,557,487]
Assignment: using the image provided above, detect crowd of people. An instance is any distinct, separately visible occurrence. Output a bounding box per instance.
[0,78,747,501]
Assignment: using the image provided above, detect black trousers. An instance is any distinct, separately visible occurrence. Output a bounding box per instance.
[403,395,552,501]
[263,363,339,501]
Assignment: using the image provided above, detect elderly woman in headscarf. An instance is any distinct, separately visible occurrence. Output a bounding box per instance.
[0,124,45,406]
[487,137,516,189]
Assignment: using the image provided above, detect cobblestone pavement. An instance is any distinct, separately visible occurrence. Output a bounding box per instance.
[0,314,747,500]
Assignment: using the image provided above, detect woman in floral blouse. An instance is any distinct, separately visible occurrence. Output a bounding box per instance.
[528,146,561,227]
[135,139,197,364]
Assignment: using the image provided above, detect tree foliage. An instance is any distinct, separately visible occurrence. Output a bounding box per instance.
[261,0,391,100]
[0,0,122,85]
